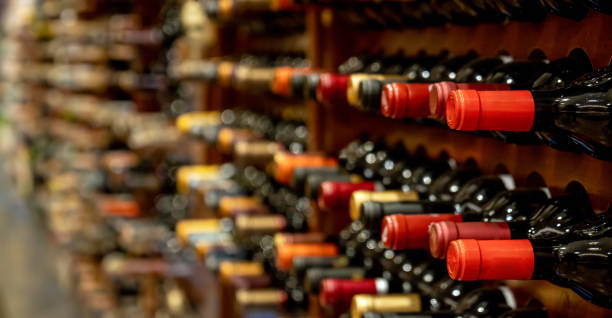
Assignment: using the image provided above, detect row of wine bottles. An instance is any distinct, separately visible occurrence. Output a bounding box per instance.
[200,0,612,25]
[314,51,612,161]
[182,51,612,161]
[176,108,612,313]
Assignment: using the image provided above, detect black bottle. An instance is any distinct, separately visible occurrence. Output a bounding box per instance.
[447,236,612,308]
[381,175,514,250]
[447,65,612,160]
[428,188,551,258]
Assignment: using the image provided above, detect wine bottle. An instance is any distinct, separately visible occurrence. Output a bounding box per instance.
[380,53,478,119]
[446,66,612,160]
[430,58,549,121]
[317,54,379,106]
[349,190,420,221]
[357,52,448,111]
[428,188,550,258]
[382,175,514,249]
[291,256,350,283]
[276,243,339,271]
[305,267,368,295]
[360,201,456,234]
[351,294,422,318]
[318,180,385,214]
[319,278,413,308]
[429,56,511,119]
[346,53,414,109]
[446,236,612,308]
[291,166,342,194]
[274,152,338,185]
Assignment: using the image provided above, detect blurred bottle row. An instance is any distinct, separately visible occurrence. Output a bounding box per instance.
[200,0,612,25]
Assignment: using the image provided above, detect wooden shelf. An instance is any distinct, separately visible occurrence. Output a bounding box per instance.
[304,7,612,318]
[309,9,612,69]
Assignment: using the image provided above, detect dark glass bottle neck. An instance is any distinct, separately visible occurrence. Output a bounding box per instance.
[531,243,557,280]
[499,220,528,239]
[382,201,456,216]
[531,89,612,131]
[480,188,550,222]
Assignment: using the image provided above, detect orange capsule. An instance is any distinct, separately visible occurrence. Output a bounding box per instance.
[276,243,339,271]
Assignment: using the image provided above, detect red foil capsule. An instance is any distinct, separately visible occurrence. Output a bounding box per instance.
[319,278,385,307]
[428,221,512,258]
[446,89,535,131]
[446,239,534,281]
[381,83,432,119]
[381,214,464,250]
[318,181,379,213]
[429,82,510,119]
[317,73,350,106]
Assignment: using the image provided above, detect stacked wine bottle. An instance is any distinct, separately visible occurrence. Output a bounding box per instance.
[174,108,612,317]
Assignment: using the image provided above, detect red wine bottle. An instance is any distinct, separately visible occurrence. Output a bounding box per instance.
[428,188,550,258]
[429,56,511,119]
[447,236,612,308]
[446,66,612,160]
[319,277,412,308]
[354,52,436,112]
[432,183,596,257]
[356,163,479,232]
[380,53,478,119]
[381,175,514,250]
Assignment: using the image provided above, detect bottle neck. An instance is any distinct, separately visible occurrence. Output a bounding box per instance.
[530,89,612,131]
[507,221,530,239]
[382,201,456,216]
[531,243,558,280]
[361,200,455,233]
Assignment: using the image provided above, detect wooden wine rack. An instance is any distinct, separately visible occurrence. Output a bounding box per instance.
[201,7,612,318]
